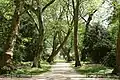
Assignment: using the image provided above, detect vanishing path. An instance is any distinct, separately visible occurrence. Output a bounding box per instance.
[0,62,118,80]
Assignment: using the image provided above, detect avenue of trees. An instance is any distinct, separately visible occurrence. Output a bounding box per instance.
[0,0,120,75]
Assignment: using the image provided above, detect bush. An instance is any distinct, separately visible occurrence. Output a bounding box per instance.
[82,23,112,63]
[103,49,116,67]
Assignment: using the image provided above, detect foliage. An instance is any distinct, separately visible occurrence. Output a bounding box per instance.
[0,0,13,55]
[12,61,50,75]
[75,64,113,75]
[0,0,119,76]
[103,50,116,67]
[13,13,37,62]
[83,23,112,63]
[80,0,103,14]
[103,1,120,67]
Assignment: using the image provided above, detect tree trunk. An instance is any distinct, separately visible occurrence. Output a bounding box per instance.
[52,31,59,56]
[112,27,120,74]
[48,31,58,62]
[32,43,41,68]
[112,4,120,74]
[0,0,20,72]
[30,0,55,68]
[58,31,71,61]
[58,32,65,60]
[73,0,81,67]
[47,29,71,63]
[32,8,43,68]
[66,48,72,62]
[62,47,71,62]
[112,19,120,75]
[66,35,73,62]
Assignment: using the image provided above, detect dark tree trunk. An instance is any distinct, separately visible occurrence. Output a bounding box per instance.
[112,19,120,75]
[0,0,20,72]
[73,0,81,67]
[52,31,59,55]
[66,36,73,62]
[32,8,44,68]
[62,47,72,62]
[58,31,71,62]
[26,0,56,68]
[47,29,71,63]
[111,3,120,74]
[48,31,58,62]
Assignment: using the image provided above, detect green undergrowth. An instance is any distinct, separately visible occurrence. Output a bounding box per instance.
[71,62,120,79]
[72,61,113,75]
[12,61,51,75]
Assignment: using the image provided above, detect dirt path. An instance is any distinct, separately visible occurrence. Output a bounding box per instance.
[0,62,118,80]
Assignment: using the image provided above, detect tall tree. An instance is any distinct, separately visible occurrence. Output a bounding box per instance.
[58,31,72,62]
[112,1,120,74]
[0,0,21,71]
[72,0,81,67]
[113,21,120,74]
[80,0,106,61]
[25,0,55,67]
[47,29,72,63]
[46,2,73,63]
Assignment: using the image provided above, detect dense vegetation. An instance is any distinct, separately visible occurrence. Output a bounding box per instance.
[0,0,120,76]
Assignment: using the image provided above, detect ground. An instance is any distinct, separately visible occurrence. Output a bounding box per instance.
[0,62,119,80]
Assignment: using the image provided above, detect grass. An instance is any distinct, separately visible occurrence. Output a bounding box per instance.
[76,64,113,75]
[11,61,51,75]
[71,61,113,75]
[71,61,120,79]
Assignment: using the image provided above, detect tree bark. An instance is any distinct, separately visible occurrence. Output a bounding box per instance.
[116,27,120,72]
[32,6,44,68]
[62,47,71,62]
[73,0,81,67]
[47,29,71,63]
[58,31,71,62]
[112,13,120,74]
[26,0,55,68]
[48,31,59,62]
[0,0,20,71]
[52,31,59,55]
[112,25,120,74]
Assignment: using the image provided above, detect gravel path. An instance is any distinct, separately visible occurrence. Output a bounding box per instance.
[0,62,118,80]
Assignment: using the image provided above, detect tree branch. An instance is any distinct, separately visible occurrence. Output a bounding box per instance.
[26,11,40,33]
[80,15,87,23]
[72,0,75,12]
[24,3,37,15]
[42,0,55,12]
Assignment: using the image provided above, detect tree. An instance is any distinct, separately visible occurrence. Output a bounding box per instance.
[58,31,72,62]
[72,0,81,67]
[0,0,21,72]
[80,0,106,61]
[46,1,73,63]
[112,1,120,74]
[25,0,55,67]
[47,29,72,63]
